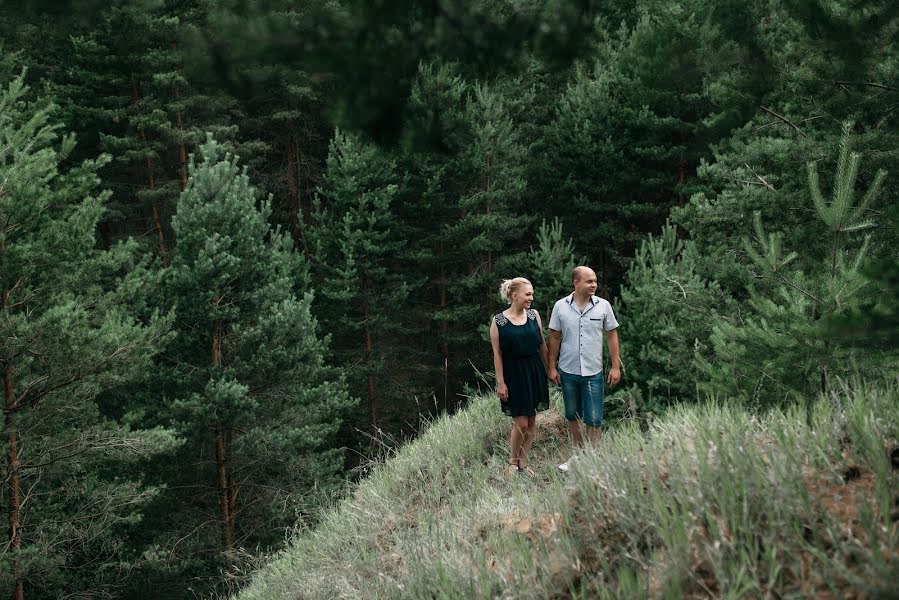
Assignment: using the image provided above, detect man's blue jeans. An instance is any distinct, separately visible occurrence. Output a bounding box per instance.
[559,370,604,426]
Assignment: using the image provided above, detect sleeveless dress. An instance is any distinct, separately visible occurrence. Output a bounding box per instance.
[495,309,550,416]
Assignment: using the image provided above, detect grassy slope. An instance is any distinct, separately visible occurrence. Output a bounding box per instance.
[238,384,899,599]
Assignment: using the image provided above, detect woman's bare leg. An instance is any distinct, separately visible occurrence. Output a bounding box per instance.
[510,416,529,470]
[518,415,537,469]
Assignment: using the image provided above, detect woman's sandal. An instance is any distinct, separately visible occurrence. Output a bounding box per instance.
[507,460,535,477]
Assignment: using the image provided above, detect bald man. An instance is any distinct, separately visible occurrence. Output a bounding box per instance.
[547,266,621,471]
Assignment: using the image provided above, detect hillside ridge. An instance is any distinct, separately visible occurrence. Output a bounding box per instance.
[238,385,899,599]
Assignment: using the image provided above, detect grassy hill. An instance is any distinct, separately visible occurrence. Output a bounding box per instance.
[237,383,899,599]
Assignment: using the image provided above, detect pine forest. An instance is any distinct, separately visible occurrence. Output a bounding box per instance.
[1,1,897,598]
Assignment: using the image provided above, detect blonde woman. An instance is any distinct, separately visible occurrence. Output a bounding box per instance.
[489,277,550,476]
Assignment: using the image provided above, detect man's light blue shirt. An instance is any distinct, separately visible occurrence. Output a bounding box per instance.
[548,293,619,377]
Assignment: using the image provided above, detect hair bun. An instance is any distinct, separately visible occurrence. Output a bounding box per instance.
[498,277,531,305]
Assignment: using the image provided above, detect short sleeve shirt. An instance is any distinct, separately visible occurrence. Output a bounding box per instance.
[548,293,619,376]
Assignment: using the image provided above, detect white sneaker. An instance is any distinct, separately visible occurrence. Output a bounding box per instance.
[558,453,580,472]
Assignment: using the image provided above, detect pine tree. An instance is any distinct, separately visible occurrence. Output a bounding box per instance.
[673,0,898,291]
[399,60,469,410]
[439,82,533,386]
[535,0,761,297]
[0,70,177,600]
[830,203,899,350]
[309,130,408,430]
[700,123,890,403]
[197,0,337,250]
[618,223,728,407]
[158,136,351,584]
[42,3,247,258]
[538,59,681,296]
[524,218,582,323]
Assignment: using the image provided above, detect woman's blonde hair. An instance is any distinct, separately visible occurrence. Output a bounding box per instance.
[499,277,532,305]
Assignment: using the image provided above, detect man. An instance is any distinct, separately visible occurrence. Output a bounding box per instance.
[547,266,621,472]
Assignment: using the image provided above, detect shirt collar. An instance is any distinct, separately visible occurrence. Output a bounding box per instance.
[565,293,597,306]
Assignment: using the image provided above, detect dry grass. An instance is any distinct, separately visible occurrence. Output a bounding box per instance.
[236,383,899,600]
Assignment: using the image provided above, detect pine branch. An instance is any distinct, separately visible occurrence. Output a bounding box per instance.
[758,105,807,137]
[857,169,886,214]
[839,220,875,233]
[744,164,776,191]
[831,80,897,91]
[807,163,829,222]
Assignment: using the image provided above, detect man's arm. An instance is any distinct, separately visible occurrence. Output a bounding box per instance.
[535,312,550,368]
[606,328,621,387]
[547,329,561,385]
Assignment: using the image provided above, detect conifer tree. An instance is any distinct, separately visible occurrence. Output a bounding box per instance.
[159,137,351,576]
[45,3,246,256]
[830,203,899,351]
[309,130,408,429]
[536,0,755,297]
[700,124,890,403]
[538,59,681,296]
[0,70,176,600]
[440,82,532,380]
[198,0,336,249]
[524,218,582,323]
[399,60,469,410]
[618,223,728,406]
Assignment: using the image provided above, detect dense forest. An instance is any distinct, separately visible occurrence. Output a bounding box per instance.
[1,0,896,598]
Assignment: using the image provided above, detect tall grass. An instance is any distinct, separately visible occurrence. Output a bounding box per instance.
[237,382,899,599]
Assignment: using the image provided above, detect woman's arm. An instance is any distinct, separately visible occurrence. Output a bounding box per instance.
[490,318,508,401]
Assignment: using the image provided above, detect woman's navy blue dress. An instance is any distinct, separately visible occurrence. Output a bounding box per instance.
[495,309,550,416]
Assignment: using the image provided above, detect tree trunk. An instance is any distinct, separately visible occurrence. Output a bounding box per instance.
[174,86,188,192]
[438,241,449,412]
[211,316,235,554]
[5,420,24,600]
[2,283,25,600]
[214,427,234,553]
[286,131,302,246]
[363,292,377,427]
[677,133,687,208]
[485,163,494,317]
[225,428,237,540]
[485,157,493,276]
[131,73,168,266]
[150,199,168,267]
[362,279,378,428]
[599,247,608,299]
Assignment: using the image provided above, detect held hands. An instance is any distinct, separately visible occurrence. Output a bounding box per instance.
[607,367,621,387]
[497,382,509,401]
[548,367,560,386]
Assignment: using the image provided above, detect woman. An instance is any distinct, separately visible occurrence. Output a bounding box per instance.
[489,277,550,476]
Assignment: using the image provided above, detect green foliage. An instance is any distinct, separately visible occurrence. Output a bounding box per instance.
[3,0,899,596]
[445,81,532,318]
[133,136,352,596]
[439,79,535,394]
[309,129,411,430]
[535,0,758,295]
[199,0,607,146]
[700,125,892,403]
[524,218,583,322]
[617,223,729,409]
[0,69,178,598]
[829,203,899,349]
[806,122,884,237]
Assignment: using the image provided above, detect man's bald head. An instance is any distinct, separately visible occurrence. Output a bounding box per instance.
[571,266,598,299]
[572,266,596,284]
